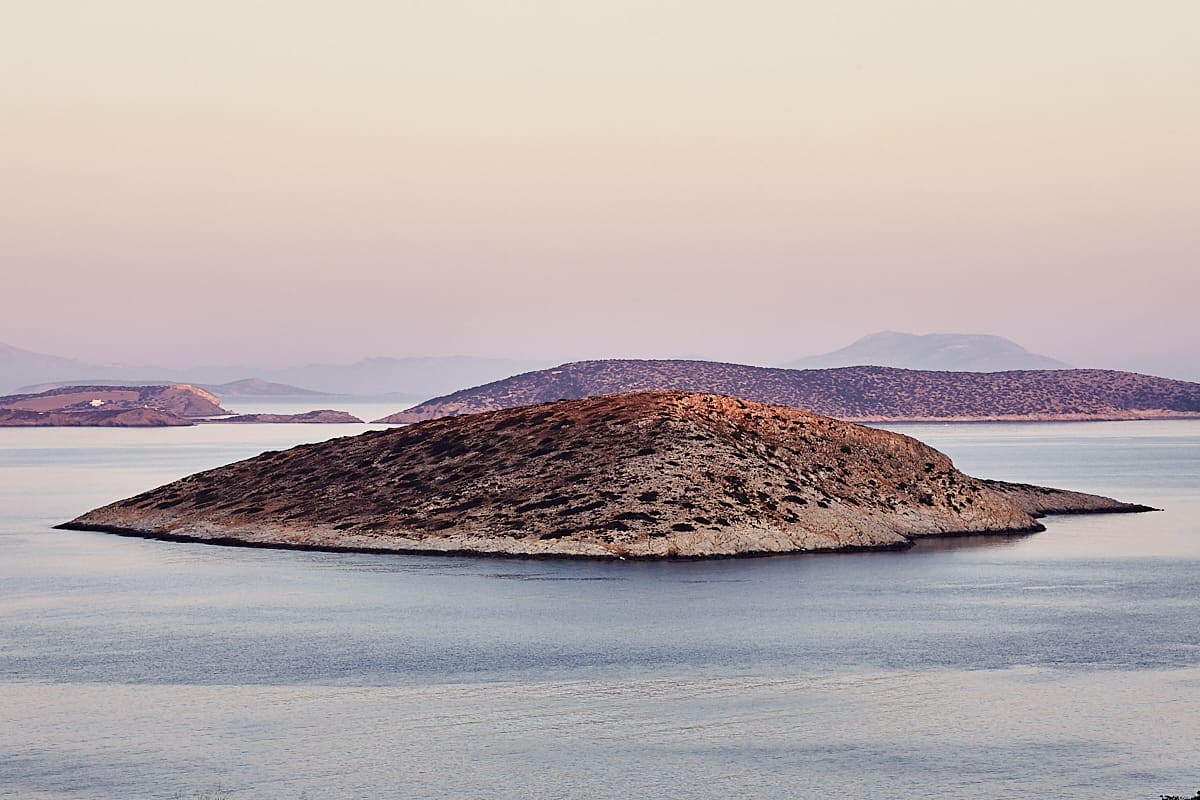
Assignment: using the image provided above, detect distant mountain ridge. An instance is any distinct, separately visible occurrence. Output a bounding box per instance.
[783,332,1069,372]
[261,356,556,397]
[377,359,1200,424]
[17,378,326,398]
[0,342,97,391]
[200,379,324,397]
[0,342,552,397]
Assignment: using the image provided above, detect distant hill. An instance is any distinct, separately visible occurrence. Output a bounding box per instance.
[0,342,101,392]
[0,342,553,398]
[260,356,556,397]
[782,332,1069,372]
[377,359,1200,423]
[19,376,327,398]
[199,378,325,397]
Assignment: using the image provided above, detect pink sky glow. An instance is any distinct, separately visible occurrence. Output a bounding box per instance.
[2,2,1197,377]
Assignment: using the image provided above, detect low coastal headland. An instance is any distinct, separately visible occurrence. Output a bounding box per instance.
[0,384,362,426]
[60,392,1153,560]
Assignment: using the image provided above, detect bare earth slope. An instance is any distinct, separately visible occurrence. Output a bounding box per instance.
[378,360,1200,423]
[61,392,1151,559]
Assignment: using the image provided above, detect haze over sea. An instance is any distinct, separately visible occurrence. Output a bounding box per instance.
[2,406,1198,799]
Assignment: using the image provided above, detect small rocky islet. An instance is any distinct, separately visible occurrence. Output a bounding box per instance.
[60,391,1153,559]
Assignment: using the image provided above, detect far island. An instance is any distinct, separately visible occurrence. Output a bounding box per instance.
[376,360,1200,424]
[206,410,363,424]
[0,384,363,427]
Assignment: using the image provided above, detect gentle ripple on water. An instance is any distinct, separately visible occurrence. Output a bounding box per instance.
[1,418,1198,799]
[4,669,1199,799]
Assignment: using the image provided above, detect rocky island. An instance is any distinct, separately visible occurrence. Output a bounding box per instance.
[0,383,228,418]
[377,360,1200,423]
[60,392,1152,559]
[205,410,363,424]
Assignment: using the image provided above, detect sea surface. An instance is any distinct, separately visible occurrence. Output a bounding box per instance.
[1,407,1198,799]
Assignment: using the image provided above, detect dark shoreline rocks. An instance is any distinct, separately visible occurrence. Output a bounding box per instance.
[982,479,1158,516]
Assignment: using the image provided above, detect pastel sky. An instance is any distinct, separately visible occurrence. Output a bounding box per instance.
[2,1,1197,375]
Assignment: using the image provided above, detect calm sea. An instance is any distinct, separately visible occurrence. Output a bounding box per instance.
[1,408,1198,799]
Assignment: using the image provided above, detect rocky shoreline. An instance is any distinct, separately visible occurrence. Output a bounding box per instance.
[56,520,978,560]
[982,480,1157,517]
